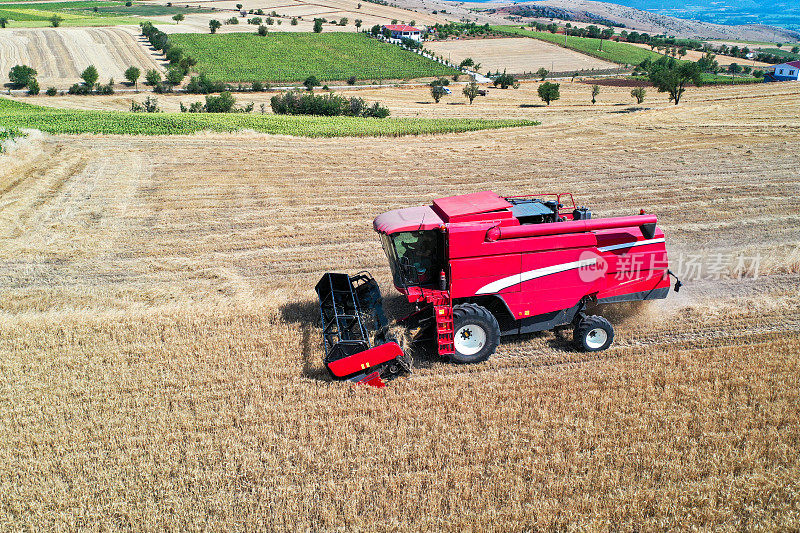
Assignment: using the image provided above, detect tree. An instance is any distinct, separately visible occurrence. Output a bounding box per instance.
[599,28,614,51]
[537,81,560,105]
[257,24,268,35]
[430,84,446,103]
[535,67,549,81]
[303,75,320,91]
[205,91,236,112]
[166,67,185,86]
[355,19,362,31]
[462,81,479,104]
[9,65,37,88]
[591,84,600,104]
[145,69,162,86]
[81,65,99,88]
[172,13,184,24]
[697,52,718,73]
[792,46,799,54]
[648,58,702,105]
[0,17,8,28]
[631,87,646,103]
[165,47,183,65]
[27,78,40,95]
[459,57,474,69]
[235,3,242,9]
[124,66,141,90]
[493,71,517,89]
[49,15,63,27]
[728,62,742,78]
[209,19,221,33]
[313,18,323,32]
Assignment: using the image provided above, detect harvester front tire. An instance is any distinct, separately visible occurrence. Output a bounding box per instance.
[451,303,500,364]
[573,315,614,352]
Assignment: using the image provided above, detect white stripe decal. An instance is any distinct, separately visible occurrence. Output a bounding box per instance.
[597,238,665,253]
[476,258,597,295]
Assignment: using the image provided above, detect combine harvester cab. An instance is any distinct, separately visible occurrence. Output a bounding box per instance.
[318,191,681,386]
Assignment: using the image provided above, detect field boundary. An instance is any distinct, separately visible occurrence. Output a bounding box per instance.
[491,25,668,67]
[0,97,539,137]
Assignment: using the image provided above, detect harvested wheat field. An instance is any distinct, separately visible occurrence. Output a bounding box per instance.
[1,82,799,530]
[425,37,618,74]
[0,27,163,89]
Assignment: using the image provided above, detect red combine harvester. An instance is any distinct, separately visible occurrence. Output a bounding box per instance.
[316,191,681,387]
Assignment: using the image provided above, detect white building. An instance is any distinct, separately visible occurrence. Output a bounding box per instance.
[382,24,423,43]
[768,61,800,81]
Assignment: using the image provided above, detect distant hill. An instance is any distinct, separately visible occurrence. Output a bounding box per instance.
[405,0,800,42]
[602,0,800,32]
[501,0,800,41]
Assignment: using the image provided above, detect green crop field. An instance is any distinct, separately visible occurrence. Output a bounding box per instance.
[0,4,140,25]
[169,33,459,83]
[0,98,537,137]
[760,48,800,60]
[629,73,762,85]
[492,26,667,66]
[0,0,204,26]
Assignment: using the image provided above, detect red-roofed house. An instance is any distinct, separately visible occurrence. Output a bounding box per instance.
[382,24,423,42]
[768,60,800,81]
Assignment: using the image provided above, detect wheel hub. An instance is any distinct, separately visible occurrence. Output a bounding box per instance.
[454,324,487,356]
[585,327,608,349]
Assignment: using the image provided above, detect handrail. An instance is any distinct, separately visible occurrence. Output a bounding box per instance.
[486,215,658,241]
[503,192,577,214]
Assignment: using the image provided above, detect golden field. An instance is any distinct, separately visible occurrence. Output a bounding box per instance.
[0,27,164,90]
[424,37,617,74]
[1,82,799,530]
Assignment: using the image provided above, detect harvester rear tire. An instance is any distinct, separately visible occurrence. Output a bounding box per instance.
[573,315,614,352]
[451,303,500,364]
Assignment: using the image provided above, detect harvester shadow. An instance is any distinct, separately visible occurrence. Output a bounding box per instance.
[279,299,333,382]
[500,329,578,353]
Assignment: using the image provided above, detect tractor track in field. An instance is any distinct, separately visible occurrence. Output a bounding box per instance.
[409,310,800,382]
